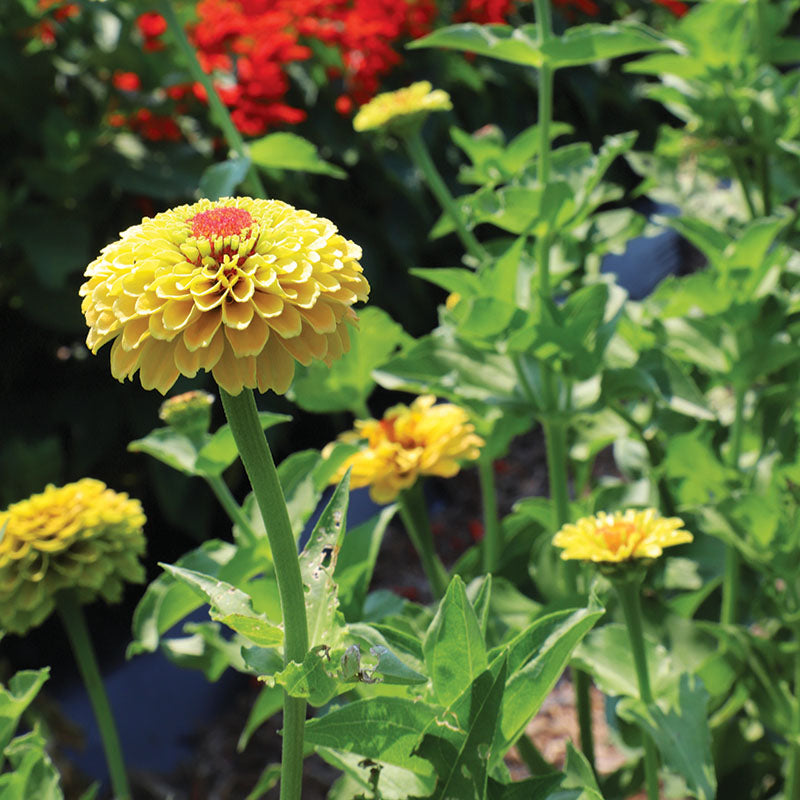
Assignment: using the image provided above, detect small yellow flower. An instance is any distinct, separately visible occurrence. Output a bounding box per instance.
[353,81,452,133]
[553,508,693,563]
[80,198,369,396]
[0,479,146,635]
[444,292,462,310]
[324,395,484,504]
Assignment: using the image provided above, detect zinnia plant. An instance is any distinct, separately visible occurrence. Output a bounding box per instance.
[554,508,694,800]
[81,195,369,800]
[0,479,146,799]
[325,394,483,597]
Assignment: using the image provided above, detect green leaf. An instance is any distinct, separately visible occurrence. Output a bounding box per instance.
[618,674,717,800]
[466,574,492,638]
[486,774,562,800]
[267,650,340,706]
[129,539,267,657]
[411,658,508,800]
[0,728,63,800]
[290,308,412,415]
[159,563,283,648]
[198,157,252,201]
[335,506,397,621]
[423,575,488,707]
[573,624,679,700]
[408,23,544,67]
[304,697,440,775]
[299,472,350,649]
[245,763,281,800]
[195,412,291,476]
[374,329,525,411]
[160,621,247,680]
[249,132,345,178]
[0,669,50,766]
[347,623,427,684]
[318,748,435,800]
[128,428,201,476]
[541,22,669,68]
[491,606,604,756]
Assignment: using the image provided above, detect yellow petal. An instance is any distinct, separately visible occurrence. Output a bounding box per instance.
[221,298,254,330]
[183,309,222,351]
[224,315,269,357]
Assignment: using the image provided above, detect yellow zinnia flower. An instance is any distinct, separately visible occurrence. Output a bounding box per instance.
[324,395,484,504]
[553,508,693,563]
[80,198,369,396]
[353,81,452,133]
[0,479,146,635]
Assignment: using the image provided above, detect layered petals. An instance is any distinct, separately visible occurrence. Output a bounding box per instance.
[323,395,484,504]
[80,197,369,395]
[0,480,146,635]
[553,509,693,563]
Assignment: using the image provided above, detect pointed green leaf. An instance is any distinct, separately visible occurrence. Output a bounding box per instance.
[619,674,717,800]
[424,575,488,707]
[128,428,201,475]
[409,23,543,66]
[0,669,50,764]
[304,697,440,775]
[195,412,291,476]
[199,157,251,201]
[249,132,345,178]
[491,605,604,755]
[159,563,283,648]
[299,472,350,649]
[541,22,670,67]
[412,659,508,800]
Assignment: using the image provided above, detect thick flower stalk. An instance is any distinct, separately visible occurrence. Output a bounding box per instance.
[353,80,452,134]
[325,394,484,504]
[553,508,693,564]
[0,479,146,635]
[80,197,369,396]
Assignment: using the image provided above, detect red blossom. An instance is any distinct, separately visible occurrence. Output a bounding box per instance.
[468,519,485,542]
[112,71,142,92]
[654,0,689,17]
[136,11,167,38]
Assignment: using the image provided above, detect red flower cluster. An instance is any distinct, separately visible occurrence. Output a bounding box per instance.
[180,0,442,136]
[32,0,79,45]
[116,0,689,141]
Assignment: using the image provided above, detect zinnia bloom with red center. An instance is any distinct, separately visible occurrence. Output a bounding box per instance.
[553,509,693,563]
[80,198,369,396]
[323,395,484,504]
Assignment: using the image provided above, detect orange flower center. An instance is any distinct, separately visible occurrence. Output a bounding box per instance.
[190,207,254,239]
[598,522,636,553]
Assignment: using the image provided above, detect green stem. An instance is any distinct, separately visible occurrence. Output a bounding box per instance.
[532,0,596,774]
[721,387,745,625]
[219,388,307,800]
[56,591,131,800]
[785,633,800,799]
[573,667,596,769]
[478,457,502,573]
[614,577,660,800]
[404,128,487,263]
[730,153,759,220]
[156,0,267,199]
[397,482,449,599]
[205,474,259,545]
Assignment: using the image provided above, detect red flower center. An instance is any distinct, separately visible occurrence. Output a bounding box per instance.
[190,207,254,239]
